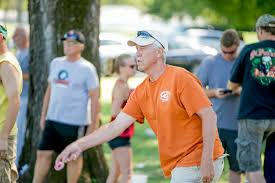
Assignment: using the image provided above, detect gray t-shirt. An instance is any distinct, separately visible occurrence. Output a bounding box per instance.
[197,54,240,130]
[16,48,29,97]
[47,57,99,126]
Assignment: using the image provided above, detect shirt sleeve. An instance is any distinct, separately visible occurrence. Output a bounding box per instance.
[122,90,145,123]
[19,53,30,73]
[86,65,99,90]
[230,46,248,84]
[47,59,56,83]
[180,77,212,117]
[196,58,210,87]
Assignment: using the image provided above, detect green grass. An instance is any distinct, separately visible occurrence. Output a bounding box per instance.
[100,76,232,182]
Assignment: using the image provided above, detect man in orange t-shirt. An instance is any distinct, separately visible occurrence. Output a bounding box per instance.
[56,30,224,183]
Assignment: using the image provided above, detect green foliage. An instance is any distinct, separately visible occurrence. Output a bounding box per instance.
[146,0,275,30]
[0,0,28,10]
[102,0,275,30]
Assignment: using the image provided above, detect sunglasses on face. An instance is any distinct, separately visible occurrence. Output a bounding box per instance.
[137,31,165,49]
[0,24,7,39]
[63,40,79,46]
[128,64,136,69]
[222,49,237,55]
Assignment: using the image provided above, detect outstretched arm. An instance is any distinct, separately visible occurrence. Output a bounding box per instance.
[55,112,135,165]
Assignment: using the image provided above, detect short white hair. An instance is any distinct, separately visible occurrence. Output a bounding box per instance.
[152,41,166,63]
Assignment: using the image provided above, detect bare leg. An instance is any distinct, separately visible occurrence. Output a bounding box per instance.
[67,156,83,183]
[115,147,132,183]
[229,170,241,183]
[246,171,266,183]
[32,150,53,183]
[106,150,120,183]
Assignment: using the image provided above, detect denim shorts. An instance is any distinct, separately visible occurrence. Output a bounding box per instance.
[236,119,275,172]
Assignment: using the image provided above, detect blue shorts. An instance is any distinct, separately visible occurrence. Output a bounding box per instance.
[218,128,241,173]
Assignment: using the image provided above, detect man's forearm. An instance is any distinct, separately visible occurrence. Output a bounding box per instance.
[23,73,29,81]
[78,121,124,151]
[204,89,216,98]
[200,109,217,162]
[0,96,20,137]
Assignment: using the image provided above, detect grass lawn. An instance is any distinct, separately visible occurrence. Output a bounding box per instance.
[100,76,231,183]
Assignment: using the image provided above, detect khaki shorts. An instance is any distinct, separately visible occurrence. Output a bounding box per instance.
[170,155,225,183]
[0,136,18,183]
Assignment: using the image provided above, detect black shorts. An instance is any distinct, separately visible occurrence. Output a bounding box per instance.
[218,128,241,172]
[38,120,87,154]
[108,136,131,150]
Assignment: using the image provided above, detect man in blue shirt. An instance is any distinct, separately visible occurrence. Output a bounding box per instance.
[12,26,30,166]
[197,29,242,183]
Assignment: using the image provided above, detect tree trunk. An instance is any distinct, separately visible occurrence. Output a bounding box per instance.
[19,0,108,182]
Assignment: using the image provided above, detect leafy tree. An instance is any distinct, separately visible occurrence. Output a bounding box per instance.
[19,0,108,182]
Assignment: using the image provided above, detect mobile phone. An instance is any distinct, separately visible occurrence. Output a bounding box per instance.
[221,89,232,94]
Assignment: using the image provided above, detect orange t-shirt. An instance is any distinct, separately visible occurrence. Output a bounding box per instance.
[122,65,224,177]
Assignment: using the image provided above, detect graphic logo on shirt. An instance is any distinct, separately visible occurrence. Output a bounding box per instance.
[54,70,69,85]
[160,91,171,102]
[250,48,275,86]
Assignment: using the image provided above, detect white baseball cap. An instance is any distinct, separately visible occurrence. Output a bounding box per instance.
[127,30,168,52]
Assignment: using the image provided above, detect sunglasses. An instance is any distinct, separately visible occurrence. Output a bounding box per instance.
[0,24,7,39]
[137,31,165,49]
[63,40,80,46]
[222,49,237,55]
[128,65,136,69]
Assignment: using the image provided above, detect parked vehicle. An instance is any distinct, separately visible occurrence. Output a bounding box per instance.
[99,32,135,75]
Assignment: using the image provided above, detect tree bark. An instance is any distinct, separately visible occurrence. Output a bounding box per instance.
[19,0,108,182]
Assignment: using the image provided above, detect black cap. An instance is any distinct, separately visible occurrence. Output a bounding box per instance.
[61,30,85,44]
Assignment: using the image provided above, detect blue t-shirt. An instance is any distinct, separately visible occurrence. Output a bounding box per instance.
[16,48,29,97]
[197,54,240,130]
[230,40,275,120]
[47,57,99,126]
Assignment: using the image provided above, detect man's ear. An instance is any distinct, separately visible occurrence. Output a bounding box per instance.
[156,48,164,58]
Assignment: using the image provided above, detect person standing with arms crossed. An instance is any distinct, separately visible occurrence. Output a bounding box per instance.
[197,29,242,183]
[0,24,22,183]
[32,30,99,183]
[56,30,225,183]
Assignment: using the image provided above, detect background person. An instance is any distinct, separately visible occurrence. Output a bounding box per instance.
[228,14,275,183]
[106,54,136,183]
[32,30,99,183]
[0,24,22,183]
[12,26,30,166]
[197,29,242,183]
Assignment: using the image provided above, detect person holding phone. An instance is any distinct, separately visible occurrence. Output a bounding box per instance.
[197,29,242,183]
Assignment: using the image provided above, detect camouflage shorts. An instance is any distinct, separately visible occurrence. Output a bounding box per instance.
[0,136,18,183]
